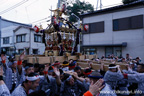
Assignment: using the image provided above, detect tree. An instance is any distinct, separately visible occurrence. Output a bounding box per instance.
[122,0,139,4]
[61,0,94,23]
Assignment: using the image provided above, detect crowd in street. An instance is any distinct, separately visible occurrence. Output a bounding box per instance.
[0,52,144,96]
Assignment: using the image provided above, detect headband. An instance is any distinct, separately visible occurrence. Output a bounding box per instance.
[62,63,69,66]
[69,65,76,69]
[88,75,103,79]
[26,75,39,81]
[54,62,60,65]
[48,70,54,73]
[13,61,17,64]
[83,71,92,75]
[108,66,117,69]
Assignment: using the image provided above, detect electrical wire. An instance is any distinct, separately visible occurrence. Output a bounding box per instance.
[31,16,51,24]
[0,0,29,15]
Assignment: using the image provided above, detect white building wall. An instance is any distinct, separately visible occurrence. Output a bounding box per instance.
[14,28,30,50]
[1,26,18,48]
[82,7,144,61]
[14,27,45,55]
[30,31,45,55]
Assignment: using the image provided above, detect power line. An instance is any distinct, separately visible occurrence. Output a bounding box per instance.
[31,16,51,24]
[0,0,29,15]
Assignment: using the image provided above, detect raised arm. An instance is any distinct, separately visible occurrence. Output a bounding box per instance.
[1,54,7,68]
[17,51,25,74]
[54,67,61,85]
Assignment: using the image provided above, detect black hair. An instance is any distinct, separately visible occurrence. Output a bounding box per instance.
[48,66,54,71]
[59,69,64,75]
[74,66,81,71]
[109,64,116,67]
[25,63,34,69]
[136,57,140,60]
[34,63,40,68]
[138,63,144,69]
[62,73,71,82]
[63,61,68,64]
[55,61,59,63]
[22,60,27,64]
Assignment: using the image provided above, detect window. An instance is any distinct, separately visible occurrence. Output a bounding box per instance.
[34,34,42,43]
[16,34,26,43]
[84,48,97,55]
[33,49,38,54]
[83,21,104,33]
[18,49,24,54]
[113,15,143,31]
[3,37,9,44]
[105,47,122,58]
[130,15,143,29]
[89,21,104,33]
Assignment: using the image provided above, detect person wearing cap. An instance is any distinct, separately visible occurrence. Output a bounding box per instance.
[11,72,40,96]
[123,63,144,95]
[104,64,129,95]
[62,61,69,71]
[0,66,11,96]
[84,71,116,96]
[1,52,25,93]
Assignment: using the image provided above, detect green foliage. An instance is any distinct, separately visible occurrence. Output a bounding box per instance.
[61,0,94,23]
[122,0,139,4]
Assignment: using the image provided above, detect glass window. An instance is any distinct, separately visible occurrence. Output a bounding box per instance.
[113,15,143,31]
[105,47,113,57]
[33,49,38,54]
[16,34,26,43]
[84,47,97,55]
[3,37,9,44]
[34,34,42,43]
[105,47,122,58]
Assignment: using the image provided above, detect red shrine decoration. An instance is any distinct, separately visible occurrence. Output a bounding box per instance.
[84,24,89,31]
[34,26,39,33]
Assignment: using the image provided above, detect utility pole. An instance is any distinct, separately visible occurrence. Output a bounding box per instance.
[58,0,61,9]
[96,0,102,10]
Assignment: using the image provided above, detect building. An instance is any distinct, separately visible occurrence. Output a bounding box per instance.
[0,17,31,55]
[81,1,144,60]
[13,26,45,55]
[0,17,45,55]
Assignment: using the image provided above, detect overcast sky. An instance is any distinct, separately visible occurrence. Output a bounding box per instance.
[0,0,122,28]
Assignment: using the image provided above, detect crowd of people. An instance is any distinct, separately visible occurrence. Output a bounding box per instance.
[0,52,144,96]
